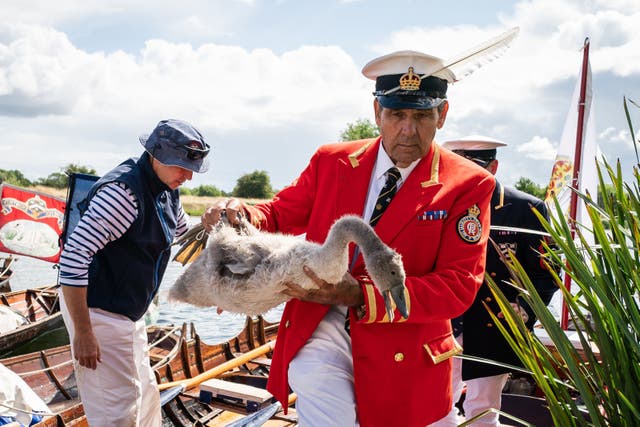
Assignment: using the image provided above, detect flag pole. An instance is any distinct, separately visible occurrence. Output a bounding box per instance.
[561,37,590,330]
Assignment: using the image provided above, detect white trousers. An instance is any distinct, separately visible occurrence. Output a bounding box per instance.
[288,305,359,427]
[59,290,161,427]
[431,335,509,427]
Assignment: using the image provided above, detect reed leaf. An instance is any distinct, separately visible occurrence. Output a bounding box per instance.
[623,96,638,164]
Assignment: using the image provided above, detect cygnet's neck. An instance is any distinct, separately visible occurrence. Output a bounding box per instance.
[323,216,382,256]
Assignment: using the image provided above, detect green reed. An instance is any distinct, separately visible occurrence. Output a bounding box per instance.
[485,97,640,426]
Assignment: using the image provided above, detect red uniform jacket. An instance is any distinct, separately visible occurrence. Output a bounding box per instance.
[245,138,495,426]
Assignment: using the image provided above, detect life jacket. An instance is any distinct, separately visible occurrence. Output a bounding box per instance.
[86,152,180,321]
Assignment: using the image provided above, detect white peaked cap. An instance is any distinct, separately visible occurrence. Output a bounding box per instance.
[441,135,508,151]
[362,50,456,83]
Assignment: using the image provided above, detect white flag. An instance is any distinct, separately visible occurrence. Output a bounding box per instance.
[545,58,598,241]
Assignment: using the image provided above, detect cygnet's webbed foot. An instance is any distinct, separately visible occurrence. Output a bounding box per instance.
[173,223,209,265]
[383,286,409,320]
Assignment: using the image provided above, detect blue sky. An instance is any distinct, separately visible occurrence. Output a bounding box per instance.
[1,0,639,192]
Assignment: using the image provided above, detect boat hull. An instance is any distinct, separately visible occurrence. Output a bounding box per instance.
[0,285,62,355]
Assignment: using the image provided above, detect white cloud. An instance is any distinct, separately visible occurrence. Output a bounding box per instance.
[599,126,633,147]
[1,0,638,191]
[0,22,367,124]
[0,23,108,116]
[0,21,371,189]
[516,136,558,161]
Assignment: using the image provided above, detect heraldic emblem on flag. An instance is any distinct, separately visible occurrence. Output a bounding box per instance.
[545,155,573,203]
[0,184,66,263]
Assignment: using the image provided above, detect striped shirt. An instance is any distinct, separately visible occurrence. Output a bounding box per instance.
[59,182,189,287]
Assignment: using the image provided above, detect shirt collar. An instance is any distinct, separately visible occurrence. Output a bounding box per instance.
[374,141,420,183]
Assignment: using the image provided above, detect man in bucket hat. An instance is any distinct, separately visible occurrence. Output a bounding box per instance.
[204,50,496,426]
[59,119,215,427]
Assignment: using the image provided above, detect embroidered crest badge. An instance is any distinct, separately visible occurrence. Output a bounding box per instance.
[457,204,482,243]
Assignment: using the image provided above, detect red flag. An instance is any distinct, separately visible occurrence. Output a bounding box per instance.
[0,184,66,263]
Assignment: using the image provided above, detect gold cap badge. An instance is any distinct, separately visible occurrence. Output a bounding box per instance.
[399,66,421,91]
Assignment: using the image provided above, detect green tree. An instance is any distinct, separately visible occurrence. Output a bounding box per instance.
[340,118,379,141]
[232,170,274,199]
[0,169,33,187]
[514,177,547,199]
[38,163,97,189]
[597,183,616,208]
[195,184,224,197]
[65,164,97,176]
[37,172,67,188]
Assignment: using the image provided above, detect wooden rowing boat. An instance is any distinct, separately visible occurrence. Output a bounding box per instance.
[0,323,185,426]
[155,316,296,426]
[0,285,63,356]
[1,316,295,427]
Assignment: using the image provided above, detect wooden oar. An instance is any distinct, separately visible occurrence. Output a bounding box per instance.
[158,341,275,405]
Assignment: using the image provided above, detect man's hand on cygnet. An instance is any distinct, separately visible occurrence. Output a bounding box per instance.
[201,198,242,231]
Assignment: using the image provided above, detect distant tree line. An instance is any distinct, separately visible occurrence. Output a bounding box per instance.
[1,165,276,200]
[180,170,275,199]
[0,164,97,189]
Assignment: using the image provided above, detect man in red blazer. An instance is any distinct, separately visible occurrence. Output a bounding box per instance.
[206,51,495,426]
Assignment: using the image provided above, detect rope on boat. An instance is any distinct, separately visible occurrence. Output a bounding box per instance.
[0,401,56,417]
[148,325,181,349]
[0,256,14,279]
[16,359,74,377]
[17,325,184,376]
[147,325,183,369]
[15,324,183,377]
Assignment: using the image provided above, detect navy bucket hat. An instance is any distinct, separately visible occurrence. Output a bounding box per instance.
[139,119,210,173]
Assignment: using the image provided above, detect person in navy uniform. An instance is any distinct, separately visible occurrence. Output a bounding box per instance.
[432,135,557,426]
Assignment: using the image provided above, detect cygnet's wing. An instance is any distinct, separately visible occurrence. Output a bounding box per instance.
[218,240,272,277]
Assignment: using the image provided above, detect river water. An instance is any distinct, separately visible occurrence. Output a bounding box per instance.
[6,249,284,352]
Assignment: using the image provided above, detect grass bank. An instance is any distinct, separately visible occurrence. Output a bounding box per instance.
[179,195,265,216]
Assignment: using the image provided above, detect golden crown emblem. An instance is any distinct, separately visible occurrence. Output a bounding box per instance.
[467,204,481,217]
[399,67,421,91]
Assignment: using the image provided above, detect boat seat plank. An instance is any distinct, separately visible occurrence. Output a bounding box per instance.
[250,357,272,367]
[200,378,273,403]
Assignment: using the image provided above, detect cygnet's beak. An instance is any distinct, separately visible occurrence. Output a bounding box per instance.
[383,286,409,320]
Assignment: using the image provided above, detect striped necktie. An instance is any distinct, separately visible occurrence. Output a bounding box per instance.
[369,167,401,227]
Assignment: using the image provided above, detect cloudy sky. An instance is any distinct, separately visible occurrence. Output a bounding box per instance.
[1,0,639,193]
